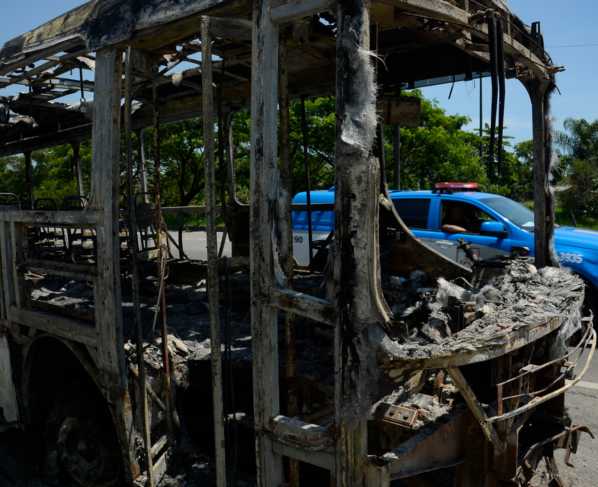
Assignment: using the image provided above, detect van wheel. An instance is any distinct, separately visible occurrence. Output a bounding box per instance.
[44,384,122,487]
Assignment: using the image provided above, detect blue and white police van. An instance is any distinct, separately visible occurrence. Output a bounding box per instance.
[292,183,598,309]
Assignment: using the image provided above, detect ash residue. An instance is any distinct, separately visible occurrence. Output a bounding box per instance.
[156,456,257,487]
[381,260,584,361]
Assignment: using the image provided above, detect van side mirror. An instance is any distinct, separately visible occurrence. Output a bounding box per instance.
[480,221,507,238]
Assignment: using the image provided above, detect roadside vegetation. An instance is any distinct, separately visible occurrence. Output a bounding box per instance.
[0,91,596,229]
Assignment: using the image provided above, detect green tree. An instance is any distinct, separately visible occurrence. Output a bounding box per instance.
[0,92,532,211]
[223,97,337,204]
[0,141,92,208]
[144,120,210,207]
[555,118,598,218]
[382,90,489,192]
[556,118,598,167]
[511,139,534,201]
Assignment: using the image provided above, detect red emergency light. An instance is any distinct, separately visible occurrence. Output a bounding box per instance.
[435,182,479,190]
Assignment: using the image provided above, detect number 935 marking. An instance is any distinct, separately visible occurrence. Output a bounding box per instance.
[559,252,583,264]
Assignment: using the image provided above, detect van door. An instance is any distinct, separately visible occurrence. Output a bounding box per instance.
[0,333,19,424]
[432,199,511,267]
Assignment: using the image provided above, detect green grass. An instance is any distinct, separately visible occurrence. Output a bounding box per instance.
[522,201,598,230]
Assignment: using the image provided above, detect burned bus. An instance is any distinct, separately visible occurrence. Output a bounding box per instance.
[0,0,592,486]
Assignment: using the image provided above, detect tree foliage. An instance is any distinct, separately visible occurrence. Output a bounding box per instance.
[382,90,487,191]
[0,91,536,212]
[555,118,598,217]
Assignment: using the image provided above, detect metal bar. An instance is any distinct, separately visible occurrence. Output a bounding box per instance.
[271,0,335,24]
[446,367,506,452]
[487,14,498,179]
[394,126,400,190]
[270,288,334,326]
[24,151,34,208]
[531,86,548,268]
[497,323,591,387]
[217,56,229,261]
[136,129,149,202]
[72,142,84,197]
[225,112,238,204]
[393,81,401,190]
[152,63,174,439]
[125,46,154,487]
[249,1,284,484]
[300,97,314,273]
[202,16,227,487]
[479,73,483,160]
[218,227,228,258]
[127,363,166,411]
[178,211,184,258]
[496,18,506,177]
[0,210,102,226]
[89,48,139,480]
[334,1,381,485]
[486,329,597,424]
[279,30,299,486]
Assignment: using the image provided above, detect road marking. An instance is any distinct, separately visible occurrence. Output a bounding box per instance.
[567,380,598,391]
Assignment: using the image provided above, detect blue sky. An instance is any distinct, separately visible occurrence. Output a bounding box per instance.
[419,0,598,147]
[2,0,597,147]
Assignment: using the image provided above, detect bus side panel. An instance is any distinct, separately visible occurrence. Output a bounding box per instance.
[0,333,19,422]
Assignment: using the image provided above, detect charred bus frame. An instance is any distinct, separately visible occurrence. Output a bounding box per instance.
[0,1,590,487]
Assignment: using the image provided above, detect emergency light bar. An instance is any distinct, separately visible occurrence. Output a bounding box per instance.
[432,182,480,194]
[435,182,479,190]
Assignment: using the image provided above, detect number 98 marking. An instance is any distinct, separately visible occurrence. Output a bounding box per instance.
[558,252,583,264]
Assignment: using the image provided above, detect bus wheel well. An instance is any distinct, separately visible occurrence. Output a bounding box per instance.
[23,336,99,430]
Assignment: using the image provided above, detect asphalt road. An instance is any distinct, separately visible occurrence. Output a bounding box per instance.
[169,230,232,261]
[546,345,598,487]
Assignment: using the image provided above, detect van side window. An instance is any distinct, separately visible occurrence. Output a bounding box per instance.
[440,201,496,233]
[393,199,431,229]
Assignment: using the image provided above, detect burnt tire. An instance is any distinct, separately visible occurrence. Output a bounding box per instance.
[44,383,123,487]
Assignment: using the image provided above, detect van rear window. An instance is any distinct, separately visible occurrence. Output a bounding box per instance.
[392,199,430,229]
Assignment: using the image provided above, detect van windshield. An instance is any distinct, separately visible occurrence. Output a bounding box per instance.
[481,197,535,231]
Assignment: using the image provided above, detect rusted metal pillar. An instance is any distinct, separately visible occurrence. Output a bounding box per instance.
[24,151,33,208]
[201,16,227,487]
[530,85,549,269]
[300,97,314,273]
[136,128,149,200]
[72,142,84,196]
[225,112,238,205]
[124,46,154,486]
[250,0,283,485]
[278,29,299,487]
[89,47,139,481]
[479,73,483,160]
[152,62,174,439]
[334,1,389,485]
